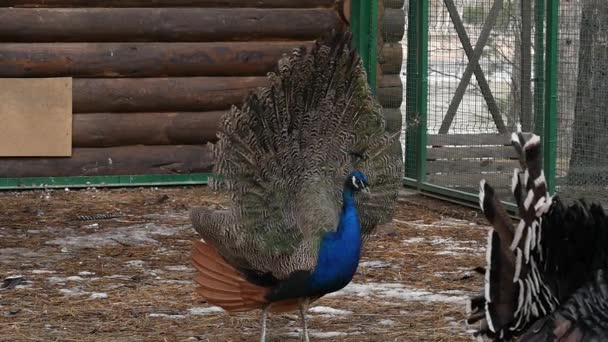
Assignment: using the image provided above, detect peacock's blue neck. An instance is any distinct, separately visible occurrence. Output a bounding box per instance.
[307,186,362,294]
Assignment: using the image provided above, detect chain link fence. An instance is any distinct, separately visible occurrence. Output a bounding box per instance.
[556,0,608,204]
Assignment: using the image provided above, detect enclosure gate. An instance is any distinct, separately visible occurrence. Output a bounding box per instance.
[402,0,560,207]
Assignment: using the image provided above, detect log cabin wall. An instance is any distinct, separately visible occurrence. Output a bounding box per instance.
[378,0,405,134]
[0,0,346,178]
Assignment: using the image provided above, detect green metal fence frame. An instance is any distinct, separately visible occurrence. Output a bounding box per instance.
[403,0,560,208]
[0,3,379,191]
[351,0,379,92]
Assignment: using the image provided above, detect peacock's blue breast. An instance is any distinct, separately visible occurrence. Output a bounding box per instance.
[308,206,362,294]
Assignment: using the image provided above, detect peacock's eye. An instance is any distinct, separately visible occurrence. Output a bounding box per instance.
[351,176,358,189]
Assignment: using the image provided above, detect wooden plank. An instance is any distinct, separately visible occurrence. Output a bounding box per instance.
[73,112,226,147]
[379,43,403,74]
[427,159,518,173]
[383,8,405,42]
[2,0,336,7]
[0,42,309,78]
[72,77,268,113]
[0,78,72,157]
[383,108,402,133]
[0,145,213,178]
[427,133,512,146]
[384,0,404,9]
[378,74,403,108]
[427,145,518,159]
[0,8,339,42]
[427,172,512,188]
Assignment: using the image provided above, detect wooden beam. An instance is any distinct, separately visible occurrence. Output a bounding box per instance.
[427,145,518,159]
[72,77,268,113]
[0,42,309,78]
[384,0,404,9]
[0,145,214,178]
[427,159,518,173]
[2,0,336,7]
[427,133,511,146]
[379,42,403,74]
[73,112,226,147]
[383,108,402,133]
[382,8,405,42]
[426,172,512,188]
[440,0,506,134]
[0,8,339,42]
[439,0,506,134]
[378,74,403,108]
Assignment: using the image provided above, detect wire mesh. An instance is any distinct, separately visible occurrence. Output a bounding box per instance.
[419,0,537,199]
[555,0,608,205]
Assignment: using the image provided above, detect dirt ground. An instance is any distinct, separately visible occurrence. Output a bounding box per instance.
[0,186,489,341]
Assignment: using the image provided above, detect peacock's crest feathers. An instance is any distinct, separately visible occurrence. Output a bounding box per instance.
[192,31,403,279]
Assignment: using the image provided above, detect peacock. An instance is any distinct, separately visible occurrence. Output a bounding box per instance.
[190,31,403,341]
[468,130,608,341]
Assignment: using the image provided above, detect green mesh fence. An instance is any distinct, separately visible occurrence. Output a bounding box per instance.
[395,0,565,205]
[421,0,540,200]
[555,0,608,205]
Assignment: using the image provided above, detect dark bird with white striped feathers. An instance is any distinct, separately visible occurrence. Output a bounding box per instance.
[468,130,608,341]
[189,31,403,341]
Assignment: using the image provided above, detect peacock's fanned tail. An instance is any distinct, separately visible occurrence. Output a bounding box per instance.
[192,30,402,280]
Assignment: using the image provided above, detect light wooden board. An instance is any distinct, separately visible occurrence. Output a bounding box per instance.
[0,78,72,156]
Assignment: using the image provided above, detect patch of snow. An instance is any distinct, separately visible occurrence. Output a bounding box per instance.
[402,237,425,244]
[149,313,186,319]
[328,282,468,304]
[164,265,191,272]
[359,260,391,269]
[59,287,89,296]
[48,276,85,283]
[188,307,224,315]
[125,260,145,268]
[285,330,359,339]
[78,271,95,276]
[435,251,461,256]
[379,319,395,326]
[89,292,108,299]
[31,270,56,274]
[308,306,352,316]
[46,223,189,249]
[157,280,191,285]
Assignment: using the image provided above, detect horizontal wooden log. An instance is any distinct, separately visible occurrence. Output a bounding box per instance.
[427,146,518,159]
[426,173,513,188]
[379,43,403,74]
[383,108,402,133]
[383,8,405,42]
[72,77,268,113]
[427,133,511,146]
[73,112,226,147]
[378,74,403,108]
[384,0,405,9]
[0,145,213,178]
[0,8,339,43]
[427,159,518,174]
[0,42,308,78]
[2,0,336,7]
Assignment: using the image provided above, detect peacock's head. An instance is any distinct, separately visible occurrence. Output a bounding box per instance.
[347,170,370,193]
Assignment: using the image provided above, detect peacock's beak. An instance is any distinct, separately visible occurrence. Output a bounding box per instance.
[361,186,371,194]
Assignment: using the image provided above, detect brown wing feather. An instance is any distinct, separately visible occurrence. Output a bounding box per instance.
[192,240,269,312]
[192,240,321,314]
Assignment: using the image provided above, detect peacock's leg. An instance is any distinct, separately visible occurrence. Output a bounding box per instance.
[298,298,310,342]
[260,305,270,342]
